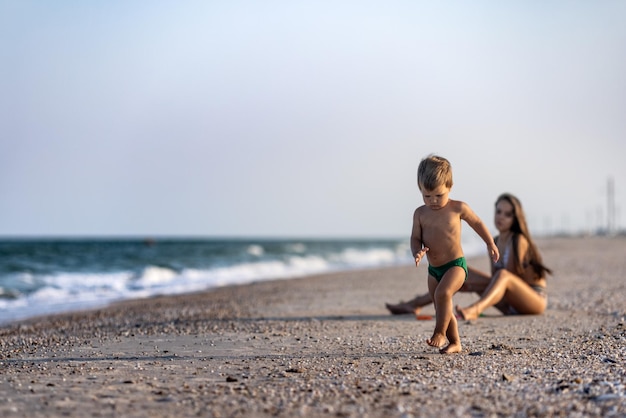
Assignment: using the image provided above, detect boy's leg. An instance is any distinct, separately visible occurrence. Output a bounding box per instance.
[426,276,447,348]
[441,310,462,354]
[427,267,465,350]
[426,276,447,347]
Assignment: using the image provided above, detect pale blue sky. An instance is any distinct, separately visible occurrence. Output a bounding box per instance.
[1,1,625,237]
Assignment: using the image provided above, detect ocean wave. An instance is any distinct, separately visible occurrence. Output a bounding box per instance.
[0,245,412,323]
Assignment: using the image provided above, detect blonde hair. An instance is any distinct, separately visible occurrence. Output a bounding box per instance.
[417,155,453,190]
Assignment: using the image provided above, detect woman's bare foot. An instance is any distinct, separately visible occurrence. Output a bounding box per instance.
[385,302,421,315]
[440,342,462,354]
[426,333,447,348]
[455,304,479,320]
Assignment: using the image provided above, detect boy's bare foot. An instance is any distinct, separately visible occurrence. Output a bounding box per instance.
[426,333,447,348]
[440,342,462,354]
[385,302,421,315]
[455,304,479,320]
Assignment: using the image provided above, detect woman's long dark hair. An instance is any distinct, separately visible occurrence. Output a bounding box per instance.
[497,193,552,279]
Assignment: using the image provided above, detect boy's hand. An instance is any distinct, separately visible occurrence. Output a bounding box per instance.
[488,244,499,263]
[415,247,429,266]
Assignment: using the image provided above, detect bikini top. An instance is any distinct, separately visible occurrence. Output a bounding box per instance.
[493,235,531,273]
[493,243,510,271]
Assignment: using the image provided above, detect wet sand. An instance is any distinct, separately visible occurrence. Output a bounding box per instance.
[1,236,625,417]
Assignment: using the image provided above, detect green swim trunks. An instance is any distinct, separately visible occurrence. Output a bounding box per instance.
[428,257,468,282]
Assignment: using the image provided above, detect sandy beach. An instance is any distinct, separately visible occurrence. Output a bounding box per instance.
[1,236,625,417]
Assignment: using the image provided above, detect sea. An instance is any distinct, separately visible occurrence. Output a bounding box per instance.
[0,236,487,325]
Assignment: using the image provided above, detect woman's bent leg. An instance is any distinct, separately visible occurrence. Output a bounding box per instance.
[456,270,546,319]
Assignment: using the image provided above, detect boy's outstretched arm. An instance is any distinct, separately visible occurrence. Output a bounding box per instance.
[461,203,499,263]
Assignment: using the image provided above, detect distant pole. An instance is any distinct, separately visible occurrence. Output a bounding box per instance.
[607,177,615,236]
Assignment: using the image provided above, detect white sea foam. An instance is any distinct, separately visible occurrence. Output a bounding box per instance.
[335,248,398,267]
[133,266,178,287]
[247,245,264,257]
